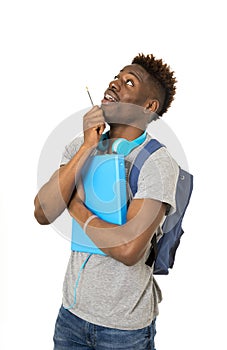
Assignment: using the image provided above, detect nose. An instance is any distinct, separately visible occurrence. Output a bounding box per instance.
[109,78,121,92]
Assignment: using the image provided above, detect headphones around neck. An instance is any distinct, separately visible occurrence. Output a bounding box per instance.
[98,131,147,156]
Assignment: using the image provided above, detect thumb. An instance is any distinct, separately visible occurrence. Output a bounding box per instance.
[99,123,106,135]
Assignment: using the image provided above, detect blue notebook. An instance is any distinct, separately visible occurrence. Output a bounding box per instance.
[71,154,127,255]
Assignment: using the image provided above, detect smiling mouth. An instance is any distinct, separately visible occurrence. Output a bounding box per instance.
[101,91,119,104]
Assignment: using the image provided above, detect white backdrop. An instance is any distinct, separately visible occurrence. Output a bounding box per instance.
[1,1,226,349]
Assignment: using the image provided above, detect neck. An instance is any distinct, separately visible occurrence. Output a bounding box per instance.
[109,124,145,141]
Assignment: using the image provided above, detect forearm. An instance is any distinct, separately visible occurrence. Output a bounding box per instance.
[34,106,106,225]
[34,144,93,224]
[68,198,166,265]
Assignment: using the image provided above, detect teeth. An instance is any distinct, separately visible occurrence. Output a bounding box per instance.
[105,93,116,102]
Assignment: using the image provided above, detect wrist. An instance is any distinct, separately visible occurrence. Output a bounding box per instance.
[83,214,98,233]
[80,143,96,154]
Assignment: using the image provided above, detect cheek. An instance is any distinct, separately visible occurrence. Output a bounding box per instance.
[121,91,143,104]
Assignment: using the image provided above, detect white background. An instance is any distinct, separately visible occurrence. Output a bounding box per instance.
[0,0,226,349]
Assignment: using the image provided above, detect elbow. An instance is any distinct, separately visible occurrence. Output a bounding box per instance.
[34,201,50,225]
[121,254,141,267]
[34,195,51,225]
[121,258,138,267]
[110,245,143,266]
[120,256,141,267]
[34,209,50,225]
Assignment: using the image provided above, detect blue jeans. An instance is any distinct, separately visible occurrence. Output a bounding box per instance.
[53,305,157,350]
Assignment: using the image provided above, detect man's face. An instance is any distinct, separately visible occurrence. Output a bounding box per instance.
[102,64,152,107]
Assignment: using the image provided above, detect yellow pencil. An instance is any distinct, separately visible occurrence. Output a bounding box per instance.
[86,86,94,106]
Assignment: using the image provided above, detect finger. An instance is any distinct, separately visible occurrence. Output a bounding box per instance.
[85,105,101,115]
[84,114,105,131]
[84,108,103,121]
[98,123,106,135]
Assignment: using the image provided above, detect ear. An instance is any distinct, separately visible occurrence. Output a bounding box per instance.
[144,99,160,113]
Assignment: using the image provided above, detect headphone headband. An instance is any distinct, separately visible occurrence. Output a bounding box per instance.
[98,131,146,156]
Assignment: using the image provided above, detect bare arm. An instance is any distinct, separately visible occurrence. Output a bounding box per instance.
[34,106,105,225]
[68,192,166,266]
[34,145,92,224]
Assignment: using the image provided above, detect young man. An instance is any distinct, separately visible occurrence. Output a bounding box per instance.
[34,53,178,349]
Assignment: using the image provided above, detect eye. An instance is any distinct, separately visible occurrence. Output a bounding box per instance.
[114,75,119,80]
[125,79,134,87]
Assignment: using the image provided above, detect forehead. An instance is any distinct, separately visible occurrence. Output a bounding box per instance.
[120,64,151,82]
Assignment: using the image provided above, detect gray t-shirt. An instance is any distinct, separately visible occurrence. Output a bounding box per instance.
[61,133,179,330]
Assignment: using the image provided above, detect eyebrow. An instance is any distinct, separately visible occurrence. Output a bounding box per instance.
[120,69,142,82]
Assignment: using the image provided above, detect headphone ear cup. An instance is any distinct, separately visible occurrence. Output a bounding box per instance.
[97,133,109,151]
[101,131,146,155]
[112,138,132,156]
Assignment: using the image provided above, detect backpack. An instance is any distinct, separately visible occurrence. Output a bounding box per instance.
[129,139,193,275]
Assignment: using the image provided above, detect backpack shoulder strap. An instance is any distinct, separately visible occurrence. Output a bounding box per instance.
[162,167,193,234]
[129,138,164,197]
[129,138,164,268]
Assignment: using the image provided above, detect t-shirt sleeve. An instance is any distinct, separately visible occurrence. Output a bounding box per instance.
[133,148,179,214]
[60,135,84,166]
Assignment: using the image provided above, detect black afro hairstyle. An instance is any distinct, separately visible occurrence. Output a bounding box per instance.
[132,53,177,116]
